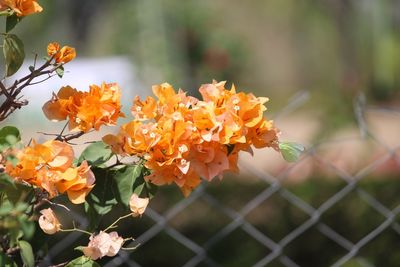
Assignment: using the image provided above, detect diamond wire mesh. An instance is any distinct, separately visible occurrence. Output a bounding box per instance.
[44,94,400,267]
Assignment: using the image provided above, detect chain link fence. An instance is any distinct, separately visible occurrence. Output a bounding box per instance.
[41,94,400,267]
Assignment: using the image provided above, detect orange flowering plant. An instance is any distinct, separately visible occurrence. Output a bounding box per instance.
[0,3,303,267]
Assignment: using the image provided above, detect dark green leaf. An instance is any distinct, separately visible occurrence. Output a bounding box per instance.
[3,34,25,77]
[135,167,158,198]
[19,217,35,240]
[65,256,100,267]
[78,141,113,166]
[4,183,31,204]
[279,142,305,162]
[0,251,17,267]
[85,168,117,229]
[0,173,16,188]
[113,165,142,206]
[143,181,158,199]
[8,228,22,248]
[0,126,21,151]
[56,65,64,78]
[18,240,34,267]
[0,200,13,216]
[133,183,145,196]
[6,14,21,33]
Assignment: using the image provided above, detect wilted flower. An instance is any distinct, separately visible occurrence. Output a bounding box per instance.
[38,208,61,235]
[129,193,149,217]
[82,231,124,260]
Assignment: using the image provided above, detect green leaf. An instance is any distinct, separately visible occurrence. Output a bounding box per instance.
[5,154,18,166]
[56,65,64,78]
[19,217,35,240]
[18,240,34,267]
[136,167,158,198]
[74,246,85,252]
[78,141,113,166]
[85,168,117,229]
[279,142,305,162]
[0,251,17,267]
[5,14,21,33]
[2,178,32,204]
[0,9,14,17]
[3,34,25,77]
[143,180,158,199]
[0,173,16,188]
[66,256,100,267]
[113,165,142,206]
[0,126,21,151]
[0,200,13,216]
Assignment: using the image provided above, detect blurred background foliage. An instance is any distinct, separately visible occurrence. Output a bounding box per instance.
[6,0,400,104]
[1,0,400,266]
[4,0,400,138]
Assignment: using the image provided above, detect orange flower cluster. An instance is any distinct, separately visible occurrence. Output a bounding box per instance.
[42,83,125,132]
[103,81,279,196]
[5,140,95,204]
[0,0,42,17]
[47,42,76,64]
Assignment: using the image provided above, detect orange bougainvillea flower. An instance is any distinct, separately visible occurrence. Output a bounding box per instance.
[56,160,95,204]
[56,46,76,64]
[42,82,124,132]
[47,42,60,57]
[104,80,279,196]
[0,0,42,17]
[5,140,95,204]
[46,42,76,64]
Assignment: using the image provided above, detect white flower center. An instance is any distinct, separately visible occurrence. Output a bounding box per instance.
[178,144,188,153]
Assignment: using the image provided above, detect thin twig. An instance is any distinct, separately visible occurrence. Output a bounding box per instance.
[43,199,71,212]
[104,213,133,232]
[60,227,92,236]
